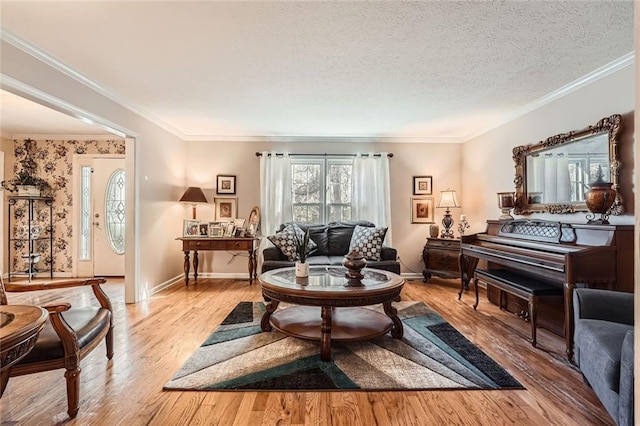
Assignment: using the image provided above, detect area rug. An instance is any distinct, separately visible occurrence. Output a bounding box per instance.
[164,301,523,391]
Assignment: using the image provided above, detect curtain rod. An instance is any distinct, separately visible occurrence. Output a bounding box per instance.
[255,152,393,158]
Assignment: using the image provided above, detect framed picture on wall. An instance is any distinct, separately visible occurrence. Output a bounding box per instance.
[214,197,237,221]
[183,219,201,237]
[216,175,236,194]
[413,176,433,195]
[411,197,434,223]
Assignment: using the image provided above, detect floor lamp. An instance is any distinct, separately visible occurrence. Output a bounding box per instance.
[180,187,208,219]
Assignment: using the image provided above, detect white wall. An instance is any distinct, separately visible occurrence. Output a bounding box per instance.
[1,40,188,300]
[634,7,639,425]
[462,65,635,232]
[187,140,461,275]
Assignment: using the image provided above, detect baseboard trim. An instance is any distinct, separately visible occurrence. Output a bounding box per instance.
[146,274,184,297]
[146,272,252,297]
[197,272,251,279]
[401,272,423,280]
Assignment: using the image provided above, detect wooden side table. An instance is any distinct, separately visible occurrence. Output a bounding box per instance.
[177,237,259,285]
[422,238,461,283]
[422,238,476,291]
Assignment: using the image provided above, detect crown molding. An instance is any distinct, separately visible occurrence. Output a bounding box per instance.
[462,51,635,142]
[184,134,465,144]
[1,74,131,138]
[1,28,186,139]
[10,134,124,141]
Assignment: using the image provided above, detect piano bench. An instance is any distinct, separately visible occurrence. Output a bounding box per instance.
[473,268,563,348]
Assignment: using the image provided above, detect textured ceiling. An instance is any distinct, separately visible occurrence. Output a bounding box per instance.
[0,1,635,141]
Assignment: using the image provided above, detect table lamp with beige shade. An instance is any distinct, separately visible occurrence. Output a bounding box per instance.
[436,189,460,239]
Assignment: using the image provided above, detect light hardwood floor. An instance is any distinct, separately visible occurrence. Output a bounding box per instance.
[0,277,614,426]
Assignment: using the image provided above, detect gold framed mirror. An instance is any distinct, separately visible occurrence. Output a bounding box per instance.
[512,114,622,215]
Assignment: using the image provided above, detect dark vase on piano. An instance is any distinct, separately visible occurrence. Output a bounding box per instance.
[584,166,617,225]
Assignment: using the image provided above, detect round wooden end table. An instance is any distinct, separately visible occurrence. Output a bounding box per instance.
[259,266,405,361]
[0,305,48,397]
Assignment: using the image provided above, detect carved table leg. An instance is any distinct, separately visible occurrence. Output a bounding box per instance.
[459,253,478,294]
[529,296,538,348]
[248,249,256,285]
[183,251,191,286]
[383,301,404,339]
[193,251,199,282]
[472,275,480,310]
[261,300,279,332]
[320,306,332,361]
[422,270,431,283]
[564,282,575,362]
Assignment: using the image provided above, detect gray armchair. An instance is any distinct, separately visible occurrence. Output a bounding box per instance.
[573,288,634,426]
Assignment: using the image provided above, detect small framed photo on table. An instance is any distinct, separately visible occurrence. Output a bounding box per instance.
[216,175,236,194]
[247,222,258,237]
[411,197,434,223]
[208,223,224,237]
[214,197,237,221]
[183,219,201,237]
[224,222,236,237]
[413,176,433,195]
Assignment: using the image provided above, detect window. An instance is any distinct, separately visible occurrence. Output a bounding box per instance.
[105,169,126,255]
[291,158,352,223]
[79,166,92,260]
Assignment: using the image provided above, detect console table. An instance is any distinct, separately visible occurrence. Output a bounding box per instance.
[177,237,259,285]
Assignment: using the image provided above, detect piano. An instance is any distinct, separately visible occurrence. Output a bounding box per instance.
[460,219,634,360]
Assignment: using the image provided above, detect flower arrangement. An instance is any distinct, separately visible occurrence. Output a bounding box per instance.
[0,139,52,195]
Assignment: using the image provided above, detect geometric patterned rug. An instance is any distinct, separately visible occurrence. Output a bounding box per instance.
[164,301,523,391]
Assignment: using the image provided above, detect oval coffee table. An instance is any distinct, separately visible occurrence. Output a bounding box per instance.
[259,266,404,361]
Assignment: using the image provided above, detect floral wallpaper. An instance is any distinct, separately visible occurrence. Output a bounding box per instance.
[7,138,125,275]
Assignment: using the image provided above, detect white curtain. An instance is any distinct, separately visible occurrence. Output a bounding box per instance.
[556,157,571,201]
[351,153,392,245]
[544,156,558,203]
[259,152,292,265]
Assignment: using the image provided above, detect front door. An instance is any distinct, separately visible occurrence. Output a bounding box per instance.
[93,158,126,276]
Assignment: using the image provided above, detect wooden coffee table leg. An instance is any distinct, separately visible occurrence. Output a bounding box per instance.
[261,300,279,332]
[320,306,332,361]
[383,301,404,339]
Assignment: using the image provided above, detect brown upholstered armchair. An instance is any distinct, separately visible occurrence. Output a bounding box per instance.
[0,277,113,418]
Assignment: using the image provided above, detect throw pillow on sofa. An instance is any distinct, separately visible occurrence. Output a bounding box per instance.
[267,223,318,261]
[348,225,388,261]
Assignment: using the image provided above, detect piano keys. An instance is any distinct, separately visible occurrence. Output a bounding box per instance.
[460,219,634,361]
